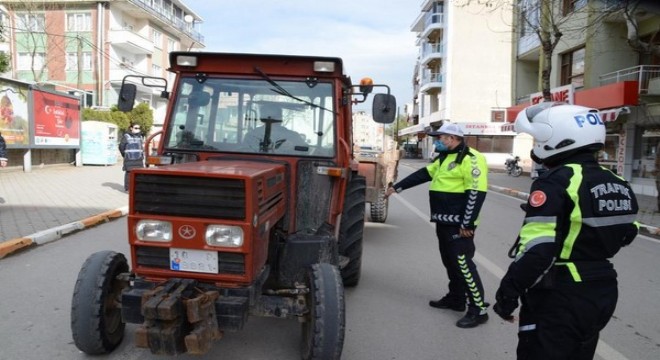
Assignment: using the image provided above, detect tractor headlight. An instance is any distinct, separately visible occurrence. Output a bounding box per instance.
[205,225,243,247]
[136,220,172,242]
[176,55,197,67]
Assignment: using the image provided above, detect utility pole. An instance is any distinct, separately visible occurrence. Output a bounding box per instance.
[77,35,83,90]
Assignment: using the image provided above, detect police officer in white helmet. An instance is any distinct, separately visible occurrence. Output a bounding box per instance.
[493,102,640,359]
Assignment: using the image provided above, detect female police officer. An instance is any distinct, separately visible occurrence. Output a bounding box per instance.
[493,102,639,359]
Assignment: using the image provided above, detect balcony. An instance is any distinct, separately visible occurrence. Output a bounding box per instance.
[413,12,444,43]
[420,42,444,67]
[125,0,205,45]
[419,71,443,94]
[599,65,660,95]
[108,27,154,54]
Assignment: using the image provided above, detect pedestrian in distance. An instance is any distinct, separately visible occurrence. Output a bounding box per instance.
[0,132,7,168]
[385,122,490,328]
[118,122,145,192]
[493,102,639,359]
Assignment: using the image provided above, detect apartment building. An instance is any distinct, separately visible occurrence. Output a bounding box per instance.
[404,0,514,163]
[353,111,387,151]
[0,0,204,131]
[504,0,660,197]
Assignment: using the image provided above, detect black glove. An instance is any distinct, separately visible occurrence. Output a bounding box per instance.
[493,290,518,321]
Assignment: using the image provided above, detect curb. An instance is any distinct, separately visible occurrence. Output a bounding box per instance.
[0,206,129,259]
[487,185,660,237]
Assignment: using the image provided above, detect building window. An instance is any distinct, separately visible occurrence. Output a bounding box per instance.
[15,13,45,32]
[152,29,162,47]
[17,52,45,70]
[152,64,162,76]
[562,0,587,16]
[66,52,92,71]
[66,13,92,32]
[519,0,540,37]
[632,127,660,179]
[560,47,584,88]
[167,38,178,52]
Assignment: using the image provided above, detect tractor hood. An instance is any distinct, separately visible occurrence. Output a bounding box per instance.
[130,159,287,221]
[142,159,287,179]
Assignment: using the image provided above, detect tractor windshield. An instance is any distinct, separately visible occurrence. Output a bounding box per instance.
[164,77,336,157]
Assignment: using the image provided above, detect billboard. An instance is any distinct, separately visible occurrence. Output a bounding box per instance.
[0,78,30,148]
[30,87,81,147]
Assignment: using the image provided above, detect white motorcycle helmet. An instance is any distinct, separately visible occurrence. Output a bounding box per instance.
[514,102,605,163]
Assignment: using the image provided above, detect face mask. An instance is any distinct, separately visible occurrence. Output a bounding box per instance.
[434,140,448,153]
[131,129,141,134]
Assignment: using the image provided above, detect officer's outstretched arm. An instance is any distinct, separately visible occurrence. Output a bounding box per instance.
[390,166,432,194]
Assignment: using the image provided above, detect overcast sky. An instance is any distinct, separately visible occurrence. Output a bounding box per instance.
[183,0,420,113]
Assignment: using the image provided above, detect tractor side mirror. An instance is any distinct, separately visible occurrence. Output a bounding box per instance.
[118,83,137,112]
[372,93,396,124]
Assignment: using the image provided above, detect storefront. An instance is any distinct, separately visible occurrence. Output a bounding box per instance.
[505,83,660,198]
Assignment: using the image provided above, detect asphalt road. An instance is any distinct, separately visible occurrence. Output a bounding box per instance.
[0,164,658,360]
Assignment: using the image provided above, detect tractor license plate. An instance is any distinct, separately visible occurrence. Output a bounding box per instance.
[169,248,219,274]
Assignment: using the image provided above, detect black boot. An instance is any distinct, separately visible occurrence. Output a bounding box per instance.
[429,295,466,312]
[456,312,489,328]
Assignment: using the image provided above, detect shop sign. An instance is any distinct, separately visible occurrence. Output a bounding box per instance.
[459,122,516,135]
[617,128,626,175]
[530,84,574,105]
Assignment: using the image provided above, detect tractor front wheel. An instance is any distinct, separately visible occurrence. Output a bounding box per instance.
[338,174,366,287]
[301,263,345,360]
[71,251,129,355]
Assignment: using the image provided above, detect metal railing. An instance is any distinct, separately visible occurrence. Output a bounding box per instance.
[128,0,205,44]
[599,65,660,94]
[424,12,444,28]
[422,42,444,59]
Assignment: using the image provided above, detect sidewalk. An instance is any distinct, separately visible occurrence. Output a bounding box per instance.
[0,160,657,259]
[0,164,129,258]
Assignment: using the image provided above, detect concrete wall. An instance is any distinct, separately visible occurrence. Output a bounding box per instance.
[445,2,513,123]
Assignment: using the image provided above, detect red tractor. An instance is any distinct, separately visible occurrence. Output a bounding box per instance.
[70,52,395,359]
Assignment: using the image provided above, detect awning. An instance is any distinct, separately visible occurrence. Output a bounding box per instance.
[600,106,630,122]
[500,123,515,132]
[500,106,630,133]
[398,123,425,136]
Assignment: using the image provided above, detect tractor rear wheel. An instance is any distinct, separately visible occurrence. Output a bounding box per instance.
[369,189,388,223]
[71,251,129,355]
[338,174,366,287]
[301,263,345,360]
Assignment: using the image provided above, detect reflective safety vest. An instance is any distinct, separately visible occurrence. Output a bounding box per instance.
[122,133,144,161]
[425,145,488,228]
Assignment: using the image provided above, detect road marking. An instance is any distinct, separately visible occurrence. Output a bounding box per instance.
[391,193,630,360]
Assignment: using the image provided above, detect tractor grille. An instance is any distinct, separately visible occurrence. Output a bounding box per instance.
[135,246,245,275]
[134,174,246,220]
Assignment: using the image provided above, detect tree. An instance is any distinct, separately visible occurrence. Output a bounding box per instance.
[618,0,660,59]
[82,103,153,134]
[384,114,410,144]
[458,0,660,101]
[0,22,10,74]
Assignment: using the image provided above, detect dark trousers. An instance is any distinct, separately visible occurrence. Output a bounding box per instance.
[435,224,486,314]
[517,279,618,360]
[124,171,130,191]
